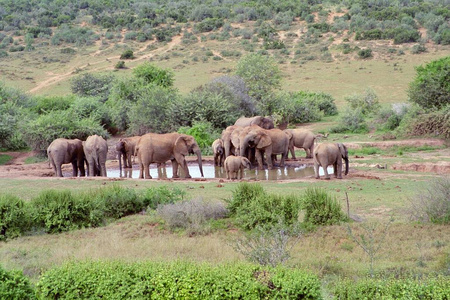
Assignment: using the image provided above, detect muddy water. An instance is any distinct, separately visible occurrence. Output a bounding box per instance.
[107,164,334,180]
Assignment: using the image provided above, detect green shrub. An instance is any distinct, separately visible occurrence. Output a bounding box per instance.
[177,121,218,155]
[115,60,125,69]
[302,188,348,226]
[402,108,450,139]
[0,194,30,241]
[142,185,185,210]
[36,260,321,299]
[330,107,369,134]
[132,62,174,88]
[0,265,34,300]
[358,48,373,59]
[120,49,134,59]
[95,185,143,219]
[345,88,380,116]
[227,183,302,230]
[408,56,450,110]
[32,95,75,114]
[195,18,224,32]
[31,190,101,233]
[333,275,450,299]
[70,73,115,101]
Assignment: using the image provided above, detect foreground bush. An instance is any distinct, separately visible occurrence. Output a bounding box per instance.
[36,260,322,299]
[142,185,186,210]
[93,185,144,219]
[227,183,302,230]
[333,275,449,299]
[0,195,29,241]
[31,190,102,233]
[0,265,34,300]
[302,188,348,226]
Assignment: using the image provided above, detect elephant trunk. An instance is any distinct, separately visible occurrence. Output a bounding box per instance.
[344,156,349,175]
[224,139,231,157]
[195,149,204,177]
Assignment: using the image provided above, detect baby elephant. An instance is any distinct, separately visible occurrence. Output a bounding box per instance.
[224,155,251,180]
[212,139,225,167]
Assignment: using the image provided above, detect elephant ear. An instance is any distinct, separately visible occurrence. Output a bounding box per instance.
[175,135,190,156]
[256,132,271,149]
[337,143,347,157]
[242,157,251,168]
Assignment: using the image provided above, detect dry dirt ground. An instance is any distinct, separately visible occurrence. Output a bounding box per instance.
[0,138,448,181]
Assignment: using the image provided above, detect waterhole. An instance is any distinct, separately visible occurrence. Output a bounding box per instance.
[106,164,334,180]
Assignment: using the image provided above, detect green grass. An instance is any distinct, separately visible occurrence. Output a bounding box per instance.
[0,154,13,165]
[24,156,47,164]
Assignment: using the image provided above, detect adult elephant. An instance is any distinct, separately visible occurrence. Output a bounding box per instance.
[212,138,225,167]
[240,127,289,170]
[221,125,239,158]
[115,136,141,173]
[284,129,316,159]
[47,138,86,177]
[313,143,349,180]
[83,135,108,177]
[234,116,274,129]
[136,132,204,179]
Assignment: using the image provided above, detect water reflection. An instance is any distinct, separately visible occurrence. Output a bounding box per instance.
[108,164,333,180]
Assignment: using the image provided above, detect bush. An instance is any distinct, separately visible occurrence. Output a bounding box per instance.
[227,183,302,230]
[331,107,369,134]
[333,275,450,299]
[345,88,381,116]
[0,265,34,300]
[195,18,224,32]
[115,60,125,69]
[71,73,115,101]
[157,198,228,234]
[408,56,450,110]
[21,110,108,152]
[126,84,177,135]
[120,49,134,59]
[402,107,450,139]
[132,62,174,88]
[0,194,30,241]
[36,260,322,299]
[32,95,75,114]
[177,121,218,155]
[408,176,450,224]
[302,188,348,226]
[69,96,113,131]
[358,48,373,59]
[142,186,186,210]
[31,190,101,233]
[94,185,144,219]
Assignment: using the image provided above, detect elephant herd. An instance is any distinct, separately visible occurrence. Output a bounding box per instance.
[47,116,349,180]
[213,116,349,180]
[47,132,204,179]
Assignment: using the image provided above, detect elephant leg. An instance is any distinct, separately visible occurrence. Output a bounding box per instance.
[314,162,320,179]
[323,163,331,180]
[126,153,132,168]
[71,161,78,177]
[255,150,264,170]
[265,149,274,169]
[336,159,343,179]
[289,145,296,160]
[172,159,179,178]
[56,164,63,177]
[100,163,107,177]
[78,160,86,177]
[138,161,144,179]
[144,163,152,179]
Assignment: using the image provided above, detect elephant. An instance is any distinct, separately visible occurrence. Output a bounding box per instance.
[313,143,349,180]
[136,132,204,179]
[83,135,108,177]
[115,136,141,173]
[224,155,251,180]
[234,116,274,129]
[47,138,86,177]
[221,125,239,158]
[240,127,289,170]
[212,138,225,167]
[284,129,316,159]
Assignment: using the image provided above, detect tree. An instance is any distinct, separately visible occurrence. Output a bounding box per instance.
[235,53,282,114]
[71,73,115,102]
[408,56,450,110]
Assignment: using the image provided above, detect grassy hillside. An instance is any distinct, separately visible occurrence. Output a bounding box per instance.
[0,0,448,107]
